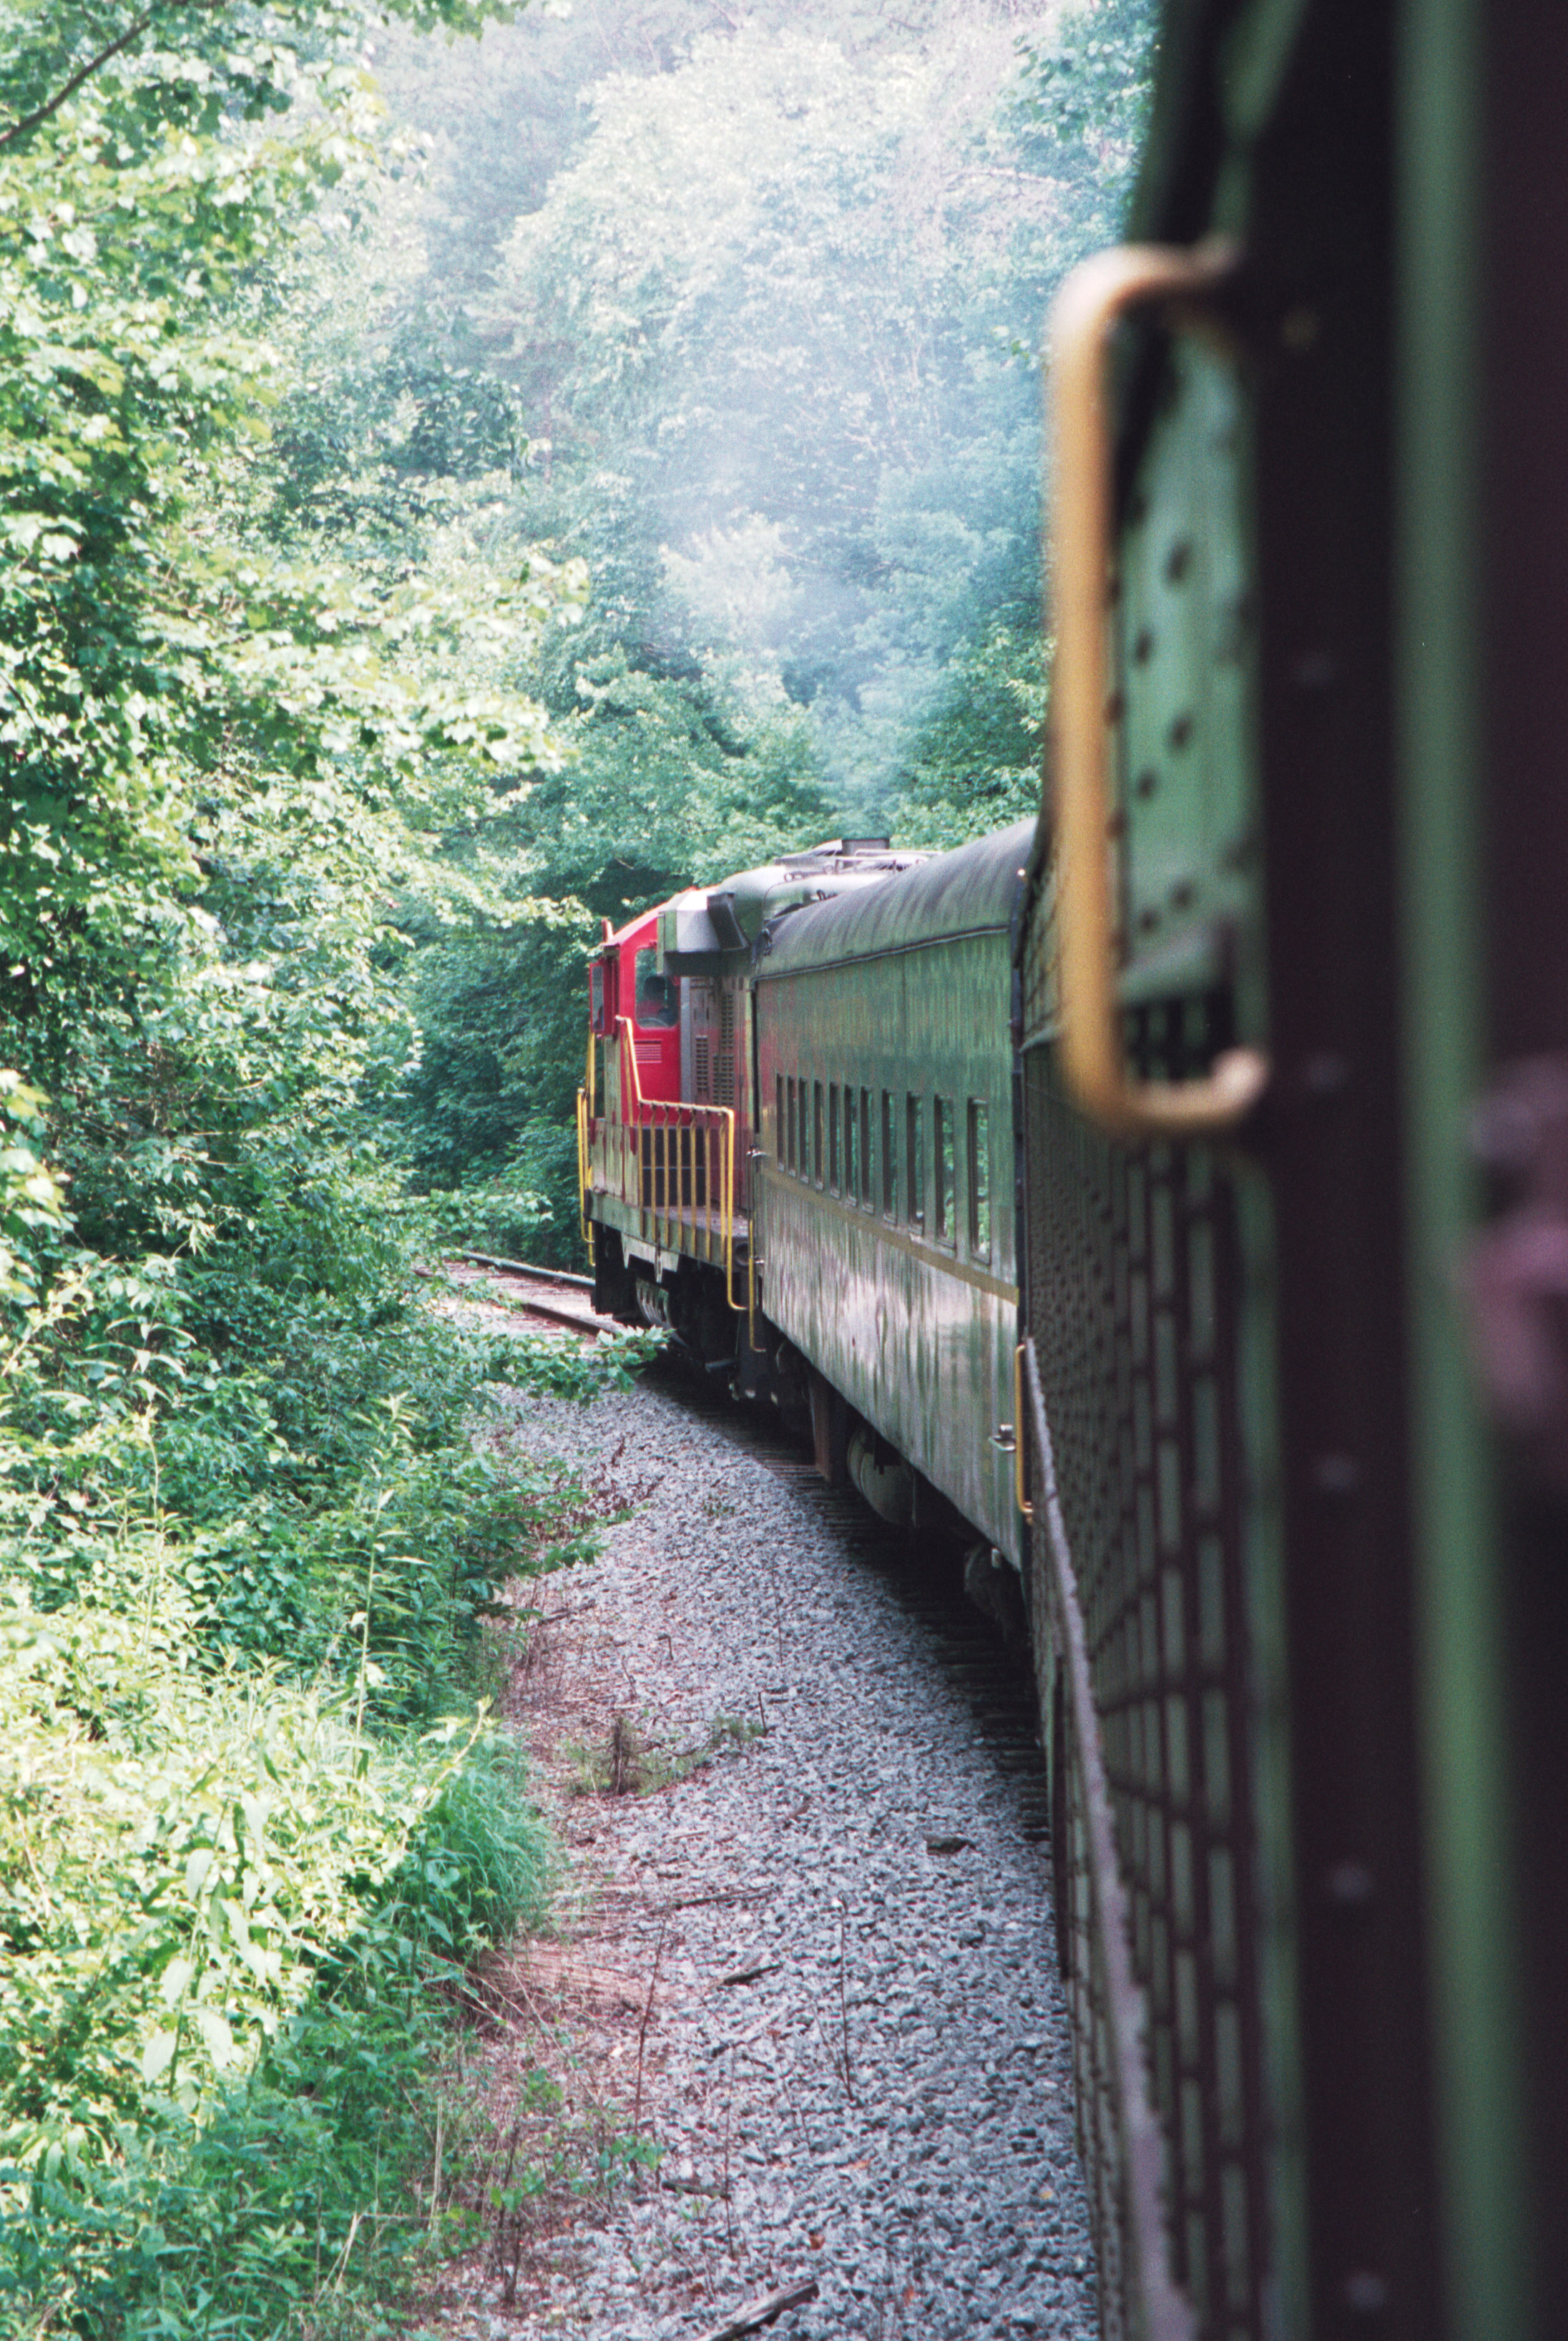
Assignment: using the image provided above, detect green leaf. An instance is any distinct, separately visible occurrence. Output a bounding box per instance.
[159,1955,195,2008]
[140,2027,177,2083]
[194,2006,237,2071]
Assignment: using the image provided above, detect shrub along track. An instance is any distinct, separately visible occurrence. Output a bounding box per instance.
[418,1296,1099,2341]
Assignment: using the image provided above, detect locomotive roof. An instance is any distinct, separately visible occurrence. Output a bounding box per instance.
[755,816,1037,977]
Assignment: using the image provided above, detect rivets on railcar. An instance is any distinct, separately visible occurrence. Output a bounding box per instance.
[1341,2269,1389,2316]
[1164,538,1192,584]
[1132,627,1155,665]
[1170,881,1195,912]
[1104,690,1125,726]
[1326,1860,1374,1909]
[1134,767,1158,799]
[1137,908,1161,936]
[1309,1452,1361,1497]
[1167,712,1194,752]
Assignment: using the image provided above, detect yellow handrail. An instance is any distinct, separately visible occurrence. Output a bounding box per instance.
[597,1017,740,1300]
[575,1085,594,1259]
[723,1110,742,1313]
[1049,240,1269,1140]
[578,1022,600,1259]
[1013,1342,1034,1521]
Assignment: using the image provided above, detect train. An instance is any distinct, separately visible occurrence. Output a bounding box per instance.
[578,1,1568,2335]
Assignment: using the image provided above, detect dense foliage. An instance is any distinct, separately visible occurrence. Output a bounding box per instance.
[0,0,1153,2329]
[0,6,655,2332]
[363,0,1155,1241]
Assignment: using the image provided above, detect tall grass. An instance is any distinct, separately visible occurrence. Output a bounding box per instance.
[0,1219,655,2335]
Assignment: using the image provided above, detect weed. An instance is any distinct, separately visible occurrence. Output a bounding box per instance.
[479,1326,667,1404]
[483,2083,662,2309]
[567,1709,764,1799]
[0,1106,654,2337]
[0,1667,554,2337]
[705,1711,766,1754]
[608,1711,644,1795]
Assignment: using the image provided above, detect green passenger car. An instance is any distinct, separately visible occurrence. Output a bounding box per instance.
[753,820,1034,1572]
[1016,1,1568,2336]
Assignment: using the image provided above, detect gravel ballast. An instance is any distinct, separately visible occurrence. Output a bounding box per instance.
[434,1359,1100,2341]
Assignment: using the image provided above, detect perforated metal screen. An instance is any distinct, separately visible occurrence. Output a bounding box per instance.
[1023,1032,1270,2341]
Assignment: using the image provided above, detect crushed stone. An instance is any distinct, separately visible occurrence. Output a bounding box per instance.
[418,1360,1099,2341]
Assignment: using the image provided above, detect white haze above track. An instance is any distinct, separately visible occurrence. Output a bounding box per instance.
[360,0,1153,844]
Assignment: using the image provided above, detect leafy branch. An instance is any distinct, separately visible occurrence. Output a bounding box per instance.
[0,0,227,152]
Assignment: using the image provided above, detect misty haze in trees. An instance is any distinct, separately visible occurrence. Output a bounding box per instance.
[351,0,1154,1236]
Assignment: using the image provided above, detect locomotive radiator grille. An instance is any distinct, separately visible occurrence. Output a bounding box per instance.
[1023,1014,1270,2341]
[717,986,737,1110]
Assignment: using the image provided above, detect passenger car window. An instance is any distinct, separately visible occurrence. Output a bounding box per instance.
[775,1076,785,1163]
[860,1088,872,1206]
[906,1095,924,1229]
[813,1082,824,1185]
[633,946,678,1029]
[828,1085,841,1191]
[787,1077,798,1173]
[968,1100,991,1261]
[882,1093,897,1218]
[935,1097,956,1244]
[843,1085,856,1200]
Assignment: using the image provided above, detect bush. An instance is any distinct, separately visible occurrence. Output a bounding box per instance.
[0,1108,634,2336]
[0,1525,555,2337]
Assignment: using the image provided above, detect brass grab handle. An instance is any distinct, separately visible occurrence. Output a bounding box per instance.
[1048,240,1270,1141]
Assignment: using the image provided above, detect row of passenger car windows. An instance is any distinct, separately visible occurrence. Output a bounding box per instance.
[773,1074,991,1264]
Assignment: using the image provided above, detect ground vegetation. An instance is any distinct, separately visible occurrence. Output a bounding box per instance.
[0,4,645,2330]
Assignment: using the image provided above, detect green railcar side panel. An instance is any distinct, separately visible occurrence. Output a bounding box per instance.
[1397,1,1527,2333]
[1115,338,1259,1003]
[755,826,1029,1568]
[1026,4,1479,2335]
[1023,292,1290,2335]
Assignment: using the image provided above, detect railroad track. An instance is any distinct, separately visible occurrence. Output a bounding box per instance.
[441,1255,617,1339]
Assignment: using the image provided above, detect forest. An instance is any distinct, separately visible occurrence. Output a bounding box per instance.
[0,1,1150,2331]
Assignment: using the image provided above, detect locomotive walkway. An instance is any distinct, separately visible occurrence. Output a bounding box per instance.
[418,1322,1099,2341]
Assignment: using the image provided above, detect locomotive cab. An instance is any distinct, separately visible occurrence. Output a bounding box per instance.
[587,910,684,1117]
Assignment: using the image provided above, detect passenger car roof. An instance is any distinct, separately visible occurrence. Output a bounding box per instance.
[756,818,1036,979]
